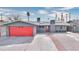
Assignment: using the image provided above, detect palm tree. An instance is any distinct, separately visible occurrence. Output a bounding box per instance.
[27,12,30,22]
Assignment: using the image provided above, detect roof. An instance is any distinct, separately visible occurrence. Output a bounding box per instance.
[0,21,36,26]
[0,20,70,26]
[55,22,70,26]
[28,21,50,26]
[0,20,50,26]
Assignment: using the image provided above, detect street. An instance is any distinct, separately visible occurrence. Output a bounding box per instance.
[48,32,79,51]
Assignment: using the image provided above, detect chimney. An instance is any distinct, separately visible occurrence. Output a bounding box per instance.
[50,20,55,24]
[69,13,71,21]
[37,17,40,22]
[55,13,57,20]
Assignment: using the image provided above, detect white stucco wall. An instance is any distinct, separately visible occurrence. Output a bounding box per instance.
[50,24,67,32]
[50,24,55,32]
[55,25,67,32]
[1,26,7,36]
[73,26,79,32]
[33,26,37,35]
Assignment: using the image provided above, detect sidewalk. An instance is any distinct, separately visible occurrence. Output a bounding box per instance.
[67,32,79,41]
[26,34,57,51]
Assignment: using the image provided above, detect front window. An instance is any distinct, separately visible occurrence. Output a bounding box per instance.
[39,26,44,28]
[60,26,63,29]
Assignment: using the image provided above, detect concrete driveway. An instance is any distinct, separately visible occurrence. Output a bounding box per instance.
[0,34,57,51]
[26,34,57,51]
[0,37,33,46]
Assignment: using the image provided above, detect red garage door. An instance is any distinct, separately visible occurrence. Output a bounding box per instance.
[9,26,33,36]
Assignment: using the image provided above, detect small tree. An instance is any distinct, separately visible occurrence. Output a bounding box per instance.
[7,16,13,21]
[13,14,20,20]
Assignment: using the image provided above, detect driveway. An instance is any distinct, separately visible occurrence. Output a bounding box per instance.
[0,34,57,51]
[0,37,33,46]
[26,34,57,51]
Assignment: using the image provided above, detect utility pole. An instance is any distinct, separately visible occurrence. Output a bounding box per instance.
[48,18,49,20]
[61,13,64,22]
[69,13,71,21]
[55,13,57,20]
[66,13,68,22]
[1,13,2,21]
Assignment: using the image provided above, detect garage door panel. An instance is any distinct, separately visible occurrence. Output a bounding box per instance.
[9,26,33,36]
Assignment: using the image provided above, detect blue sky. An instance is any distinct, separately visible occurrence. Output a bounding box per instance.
[0,7,79,21]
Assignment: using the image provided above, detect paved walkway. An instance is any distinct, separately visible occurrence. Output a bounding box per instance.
[26,34,57,51]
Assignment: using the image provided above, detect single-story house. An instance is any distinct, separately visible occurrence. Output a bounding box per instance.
[0,21,37,37]
[50,22,70,32]
[68,20,79,32]
[30,22,50,33]
[0,20,70,37]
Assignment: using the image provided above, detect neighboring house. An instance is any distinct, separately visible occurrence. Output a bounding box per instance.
[54,22,70,32]
[69,20,79,32]
[50,22,70,32]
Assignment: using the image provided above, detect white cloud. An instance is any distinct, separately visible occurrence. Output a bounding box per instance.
[60,7,74,11]
[30,12,35,16]
[4,13,12,16]
[38,10,48,14]
[0,8,16,13]
[50,7,74,14]
[21,11,27,14]
[0,8,10,12]
[20,11,35,16]
[48,13,55,17]
[51,10,57,13]
[45,7,52,10]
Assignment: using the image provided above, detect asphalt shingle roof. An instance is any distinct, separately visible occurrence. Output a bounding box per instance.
[0,20,70,26]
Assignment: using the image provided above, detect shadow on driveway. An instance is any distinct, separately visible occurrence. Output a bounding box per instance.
[0,37,34,46]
